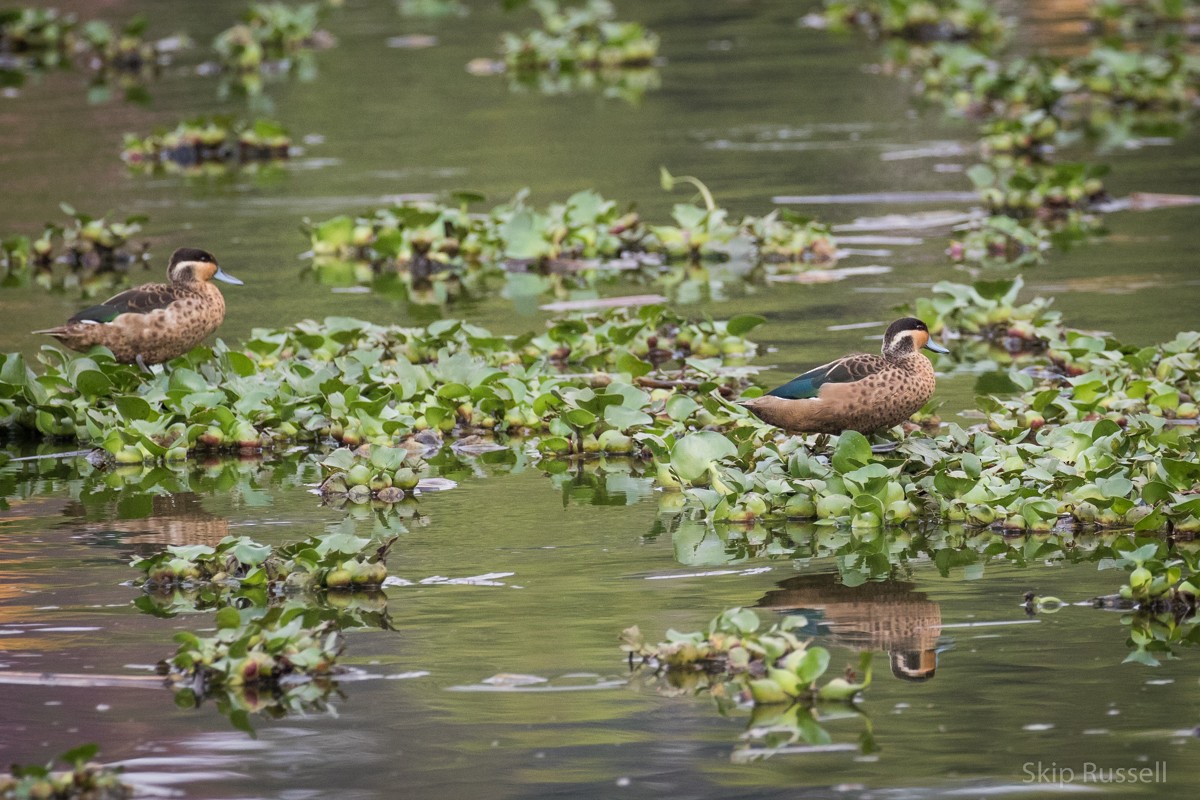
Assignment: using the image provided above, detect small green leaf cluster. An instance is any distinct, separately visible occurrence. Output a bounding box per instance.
[0,744,130,800]
[122,117,291,173]
[915,43,1200,119]
[213,2,332,72]
[1,204,149,290]
[77,14,182,77]
[500,0,659,72]
[821,0,1008,43]
[167,604,343,699]
[622,607,871,705]
[317,445,426,502]
[0,305,760,462]
[0,7,77,69]
[1090,0,1200,35]
[945,215,1051,269]
[131,532,395,592]
[909,275,1060,354]
[966,162,1110,220]
[979,108,1059,163]
[0,8,184,86]
[503,60,661,103]
[303,189,838,291]
[1110,538,1198,608]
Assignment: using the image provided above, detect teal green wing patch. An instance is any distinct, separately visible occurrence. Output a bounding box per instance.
[69,285,175,324]
[767,355,878,399]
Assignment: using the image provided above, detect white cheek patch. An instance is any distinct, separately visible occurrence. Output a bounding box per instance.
[80,320,100,326]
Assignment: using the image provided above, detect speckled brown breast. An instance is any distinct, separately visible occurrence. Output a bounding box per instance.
[743,353,937,435]
[49,283,225,365]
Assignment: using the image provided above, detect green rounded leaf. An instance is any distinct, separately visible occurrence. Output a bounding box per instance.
[671,431,737,483]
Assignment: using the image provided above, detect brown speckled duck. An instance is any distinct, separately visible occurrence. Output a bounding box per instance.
[33,247,243,366]
[741,317,948,435]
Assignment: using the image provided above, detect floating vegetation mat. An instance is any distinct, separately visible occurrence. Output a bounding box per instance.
[816,0,1008,43]
[806,0,1200,273]
[0,745,131,800]
[304,184,838,302]
[163,604,346,729]
[623,608,875,755]
[0,305,762,463]
[0,8,188,102]
[122,117,291,174]
[499,0,658,70]
[213,1,334,72]
[1,204,149,295]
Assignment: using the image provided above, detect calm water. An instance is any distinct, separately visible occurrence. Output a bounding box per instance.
[2,0,1199,797]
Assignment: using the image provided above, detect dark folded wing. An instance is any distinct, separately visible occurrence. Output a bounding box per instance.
[68,284,176,324]
[767,354,880,400]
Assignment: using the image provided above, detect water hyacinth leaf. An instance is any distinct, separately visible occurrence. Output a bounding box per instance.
[671,431,737,483]
[725,314,767,337]
[605,403,652,429]
[60,743,100,766]
[215,606,241,629]
[115,395,154,420]
[229,539,272,566]
[831,430,872,474]
[74,369,112,397]
[718,607,760,634]
[792,646,831,684]
[437,382,471,401]
[614,351,652,378]
[321,448,357,471]
[369,446,409,471]
[666,394,699,421]
[565,408,597,428]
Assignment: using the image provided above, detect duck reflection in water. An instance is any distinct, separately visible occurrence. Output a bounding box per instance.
[69,492,229,549]
[757,573,950,681]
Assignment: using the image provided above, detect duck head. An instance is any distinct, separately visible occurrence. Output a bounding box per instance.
[882,317,949,359]
[167,247,244,286]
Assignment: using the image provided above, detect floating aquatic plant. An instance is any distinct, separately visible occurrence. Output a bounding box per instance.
[131,531,395,593]
[317,445,427,502]
[907,275,1060,353]
[213,2,333,73]
[966,162,1110,220]
[303,187,839,300]
[0,8,187,103]
[946,215,1050,269]
[500,0,659,72]
[163,604,345,729]
[0,305,760,463]
[0,744,131,800]
[122,117,291,173]
[819,0,1008,43]
[622,607,873,705]
[0,204,149,295]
